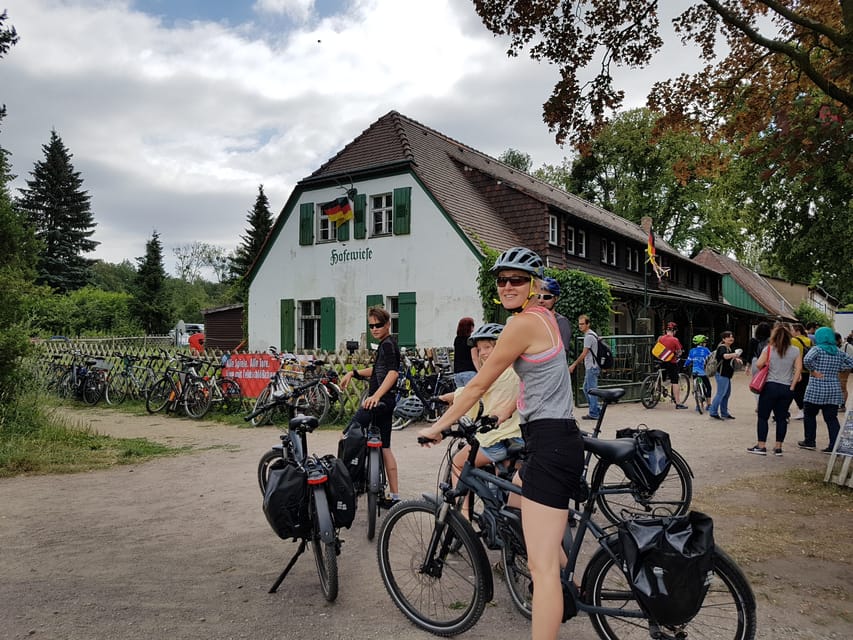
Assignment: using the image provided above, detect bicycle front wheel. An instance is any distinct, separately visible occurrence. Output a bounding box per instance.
[376,500,489,636]
[693,379,706,414]
[105,372,128,405]
[218,378,243,414]
[584,544,756,640]
[146,378,173,414]
[82,374,104,405]
[640,375,660,409]
[183,379,212,419]
[249,387,274,426]
[678,373,691,402]
[592,450,693,524]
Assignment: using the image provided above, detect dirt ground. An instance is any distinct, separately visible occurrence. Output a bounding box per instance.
[1,376,851,640]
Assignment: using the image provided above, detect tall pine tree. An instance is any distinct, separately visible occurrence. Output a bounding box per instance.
[17,129,98,292]
[132,231,171,334]
[229,184,273,299]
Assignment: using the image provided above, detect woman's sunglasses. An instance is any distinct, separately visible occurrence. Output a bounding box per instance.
[368,321,386,329]
[495,275,531,288]
[538,294,554,300]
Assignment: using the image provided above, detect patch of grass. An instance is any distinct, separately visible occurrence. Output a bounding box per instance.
[1,394,183,478]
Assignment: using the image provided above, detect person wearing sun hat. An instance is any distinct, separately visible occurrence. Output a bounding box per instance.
[798,326,853,453]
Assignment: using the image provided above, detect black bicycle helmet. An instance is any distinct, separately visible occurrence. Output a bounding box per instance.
[490,246,545,278]
[467,322,504,347]
[393,395,424,420]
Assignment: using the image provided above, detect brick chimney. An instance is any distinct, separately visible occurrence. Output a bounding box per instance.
[640,216,652,234]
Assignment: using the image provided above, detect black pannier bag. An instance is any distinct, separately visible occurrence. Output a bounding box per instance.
[262,463,311,540]
[321,454,357,529]
[337,420,367,493]
[617,510,715,626]
[615,427,673,493]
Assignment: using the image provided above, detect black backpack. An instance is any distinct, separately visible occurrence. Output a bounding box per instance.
[320,454,357,529]
[591,331,615,369]
[262,463,311,540]
[337,420,367,493]
[615,428,673,493]
[617,510,716,626]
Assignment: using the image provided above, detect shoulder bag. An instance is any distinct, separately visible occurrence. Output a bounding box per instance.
[748,347,770,394]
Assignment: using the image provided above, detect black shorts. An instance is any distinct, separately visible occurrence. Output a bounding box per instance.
[352,399,395,448]
[662,361,679,384]
[519,418,584,509]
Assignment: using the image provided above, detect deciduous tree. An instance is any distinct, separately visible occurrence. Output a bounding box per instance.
[472,0,852,148]
[17,130,98,292]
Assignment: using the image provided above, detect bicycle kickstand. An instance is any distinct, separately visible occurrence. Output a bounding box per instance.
[268,539,308,593]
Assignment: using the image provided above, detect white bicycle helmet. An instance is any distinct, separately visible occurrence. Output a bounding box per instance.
[490,246,544,278]
[467,322,505,347]
[394,395,424,420]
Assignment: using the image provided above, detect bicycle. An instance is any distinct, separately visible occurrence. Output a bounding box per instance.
[202,360,244,414]
[640,360,691,409]
[248,381,347,602]
[377,408,756,638]
[104,352,160,405]
[692,373,710,415]
[250,347,328,426]
[391,352,456,430]
[145,354,212,418]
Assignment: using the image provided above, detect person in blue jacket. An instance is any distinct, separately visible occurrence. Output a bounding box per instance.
[685,334,712,413]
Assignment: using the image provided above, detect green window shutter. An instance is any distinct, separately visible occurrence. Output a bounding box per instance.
[393,187,411,235]
[366,294,384,345]
[320,297,336,351]
[353,193,367,239]
[336,220,350,242]
[398,291,417,348]
[280,299,295,351]
[299,203,314,246]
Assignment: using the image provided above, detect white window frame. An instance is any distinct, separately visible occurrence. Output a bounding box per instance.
[576,229,586,258]
[626,247,640,272]
[548,214,559,245]
[298,299,322,350]
[371,193,393,237]
[317,205,335,243]
[387,296,400,338]
[600,239,617,266]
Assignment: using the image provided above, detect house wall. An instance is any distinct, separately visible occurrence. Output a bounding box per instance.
[248,172,483,351]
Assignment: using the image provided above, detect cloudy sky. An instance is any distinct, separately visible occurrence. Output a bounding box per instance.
[1,0,703,275]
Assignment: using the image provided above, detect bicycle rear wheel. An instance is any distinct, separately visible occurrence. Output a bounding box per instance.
[257,449,285,494]
[105,372,128,405]
[82,373,105,405]
[592,450,693,524]
[640,375,660,409]
[295,384,329,423]
[583,544,756,640]
[678,373,691,402]
[376,500,489,636]
[184,379,212,419]
[249,387,275,426]
[311,488,339,602]
[693,379,706,414]
[500,511,532,620]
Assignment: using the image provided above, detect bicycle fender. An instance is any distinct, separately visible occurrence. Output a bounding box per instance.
[368,449,382,493]
[312,486,336,545]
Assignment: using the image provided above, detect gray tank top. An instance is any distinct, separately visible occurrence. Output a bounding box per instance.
[512,307,574,423]
[766,345,800,386]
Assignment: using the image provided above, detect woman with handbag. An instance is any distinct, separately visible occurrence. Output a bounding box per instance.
[746,324,802,456]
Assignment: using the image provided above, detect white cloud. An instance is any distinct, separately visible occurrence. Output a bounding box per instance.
[1,0,707,273]
[253,0,315,22]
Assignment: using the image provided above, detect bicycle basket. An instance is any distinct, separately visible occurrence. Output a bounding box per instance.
[262,463,311,540]
[617,510,715,626]
[615,428,673,493]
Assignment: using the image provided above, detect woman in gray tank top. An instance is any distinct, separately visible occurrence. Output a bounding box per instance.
[418,247,582,640]
[746,323,802,456]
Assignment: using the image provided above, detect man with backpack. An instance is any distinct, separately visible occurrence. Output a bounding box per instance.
[653,322,689,409]
[569,314,601,420]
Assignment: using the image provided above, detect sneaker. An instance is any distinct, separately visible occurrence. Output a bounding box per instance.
[793,411,804,420]
[709,414,723,420]
[746,445,767,455]
[675,404,688,410]
[722,414,735,419]
[694,406,701,414]
[821,446,834,454]
[581,414,599,421]
[797,440,816,451]
[773,448,783,456]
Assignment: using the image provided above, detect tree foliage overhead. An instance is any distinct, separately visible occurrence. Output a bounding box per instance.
[471,0,852,148]
[17,130,98,293]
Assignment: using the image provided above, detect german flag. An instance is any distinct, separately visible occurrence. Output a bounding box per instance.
[646,230,656,259]
[321,197,353,227]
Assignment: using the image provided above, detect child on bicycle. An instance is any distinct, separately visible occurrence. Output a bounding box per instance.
[436,323,522,499]
[340,307,401,507]
[685,334,712,413]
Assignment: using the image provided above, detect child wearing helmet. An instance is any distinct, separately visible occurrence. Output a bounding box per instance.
[419,246,583,639]
[437,323,523,501]
[685,335,712,413]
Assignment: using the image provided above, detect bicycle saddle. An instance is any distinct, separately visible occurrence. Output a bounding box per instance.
[588,388,625,402]
[289,415,319,433]
[581,436,635,465]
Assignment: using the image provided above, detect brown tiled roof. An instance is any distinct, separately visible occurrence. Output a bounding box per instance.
[304,111,680,257]
[694,249,796,319]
